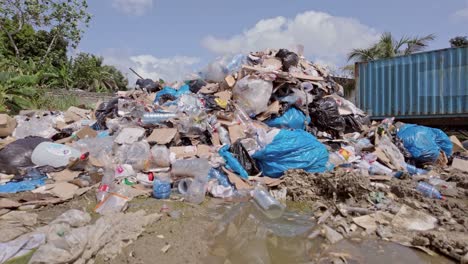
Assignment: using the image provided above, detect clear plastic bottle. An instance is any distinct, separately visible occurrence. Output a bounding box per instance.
[96,169,115,202]
[416,182,444,200]
[141,112,178,125]
[215,123,231,145]
[368,161,393,176]
[251,185,285,219]
[31,142,81,168]
[153,173,171,199]
[406,163,429,175]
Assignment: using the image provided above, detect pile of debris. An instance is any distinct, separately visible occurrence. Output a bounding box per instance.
[0,48,467,263]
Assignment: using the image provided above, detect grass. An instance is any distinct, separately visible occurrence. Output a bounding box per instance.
[33,94,81,111]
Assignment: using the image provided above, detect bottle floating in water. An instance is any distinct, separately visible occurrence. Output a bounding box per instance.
[251,186,285,219]
[141,112,178,125]
[416,182,444,200]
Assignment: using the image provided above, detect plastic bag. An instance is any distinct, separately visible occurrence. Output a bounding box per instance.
[309,97,345,132]
[397,124,453,163]
[265,107,310,130]
[187,79,207,93]
[233,76,273,116]
[0,136,51,174]
[154,85,190,104]
[230,140,260,175]
[252,129,329,177]
[275,49,299,71]
[219,145,249,179]
[136,78,160,93]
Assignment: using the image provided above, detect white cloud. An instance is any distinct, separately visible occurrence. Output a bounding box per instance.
[451,1,468,22]
[112,0,153,16]
[103,51,200,87]
[202,10,379,67]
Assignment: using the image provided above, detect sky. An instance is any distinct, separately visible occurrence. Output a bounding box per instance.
[76,0,468,85]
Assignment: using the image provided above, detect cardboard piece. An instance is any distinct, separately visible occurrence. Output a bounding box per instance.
[261,58,283,71]
[75,126,97,139]
[450,136,467,152]
[49,182,79,200]
[214,91,232,102]
[49,169,81,182]
[197,144,212,158]
[55,136,73,144]
[199,83,219,94]
[228,124,246,144]
[170,146,198,159]
[290,72,324,81]
[64,106,91,123]
[249,176,284,187]
[452,157,468,172]
[0,198,21,209]
[147,128,177,144]
[222,167,251,190]
[225,75,236,88]
[256,101,280,121]
[0,114,17,137]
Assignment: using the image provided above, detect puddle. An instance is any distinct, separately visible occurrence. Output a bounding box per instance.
[204,202,455,264]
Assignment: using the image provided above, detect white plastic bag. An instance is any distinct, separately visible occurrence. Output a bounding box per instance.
[233,76,273,116]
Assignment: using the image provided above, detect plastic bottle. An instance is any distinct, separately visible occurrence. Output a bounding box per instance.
[406,163,429,175]
[97,169,115,202]
[215,123,231,145]
[369,161,393,176]
[150,145,171,168]
[416,182,444,200]
[153,173,171,199]
[208,168,231,187]
[177,178,193,195]
[171,159,211,204]
[251,185,285,219]
[31,142,81,168]
[428,176,449,188]
[141,112,178,125]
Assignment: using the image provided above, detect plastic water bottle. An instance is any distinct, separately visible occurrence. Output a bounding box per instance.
[406,164,428,175]
[416,182,444,200]
[215,123,231,145]
[153,174,171,199]
[141,112,178,125]
[97,169,115,202]
[208,168,231,187]
[251,185,285,219]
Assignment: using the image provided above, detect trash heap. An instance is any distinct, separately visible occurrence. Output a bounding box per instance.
[0,48,467,263]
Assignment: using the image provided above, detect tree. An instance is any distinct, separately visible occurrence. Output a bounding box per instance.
[0,0,91,62]
[347,32,435,63]
[71,53,128,92]
[449,36,468,48]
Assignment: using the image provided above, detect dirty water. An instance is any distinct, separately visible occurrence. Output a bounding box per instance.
[8,192,455,264]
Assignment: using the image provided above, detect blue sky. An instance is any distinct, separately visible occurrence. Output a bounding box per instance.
[77,0,468,84]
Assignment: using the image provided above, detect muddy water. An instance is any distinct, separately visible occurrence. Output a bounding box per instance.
[203,202,454,264]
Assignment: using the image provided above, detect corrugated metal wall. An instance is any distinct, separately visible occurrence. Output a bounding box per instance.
[356,47,468,119]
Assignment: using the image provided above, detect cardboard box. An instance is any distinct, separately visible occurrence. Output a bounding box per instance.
[0,114,16,137]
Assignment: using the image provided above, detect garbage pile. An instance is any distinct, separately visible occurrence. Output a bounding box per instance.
[0,48,467,263]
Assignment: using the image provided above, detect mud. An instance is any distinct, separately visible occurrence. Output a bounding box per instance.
[278,168,468,262]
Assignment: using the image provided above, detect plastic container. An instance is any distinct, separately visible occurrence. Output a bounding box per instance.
[97,169,115,202]
[406,164,429,175]
[153,173,171,199]
[171,159,211,179]
[215,123,231,145]
[208,168,231,187]
[150,145,171,168]
[416,182,444,200]
[251,186,285,219]
[31,142,81,168]
[177,178,193,195]
[141,112,178,125]
[369,161,393,176]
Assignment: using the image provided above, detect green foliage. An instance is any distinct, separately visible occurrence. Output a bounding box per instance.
[347,32,436,63]
[450,36,468,48]
[71,53,128,92]
[34,94,80,111]
[0,71,41,113]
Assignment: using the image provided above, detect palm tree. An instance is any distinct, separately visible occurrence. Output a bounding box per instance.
[347,32,435,63]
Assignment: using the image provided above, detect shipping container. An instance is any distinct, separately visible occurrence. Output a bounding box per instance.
[355,47,468,123]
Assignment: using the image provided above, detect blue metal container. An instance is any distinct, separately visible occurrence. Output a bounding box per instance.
[356,47,468,120]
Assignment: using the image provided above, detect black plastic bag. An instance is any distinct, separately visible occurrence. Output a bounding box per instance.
[136,78,160,93]
[229,140,260,175]
[275,49,299,71]
[0,136,51,174]
[309,97,345,133]
[93,98,119,130]
[188,79,207,93]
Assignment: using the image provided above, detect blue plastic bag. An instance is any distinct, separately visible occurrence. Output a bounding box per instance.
[252,129,329,177]
[219,145,249,179]
[0,177,46,193]
[154,84,191,103]
[265,108,310,130]
[397,124,453,163]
